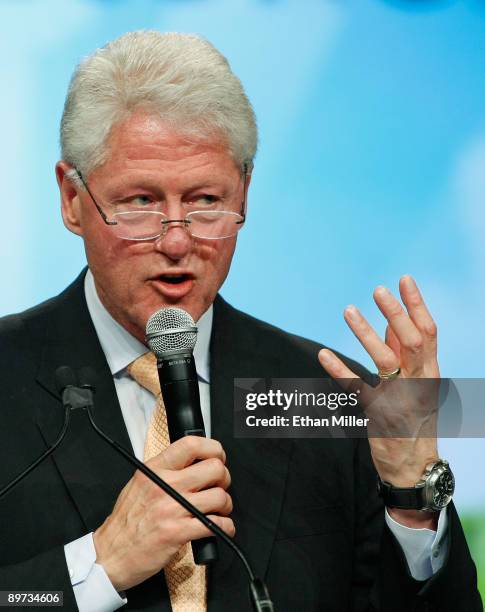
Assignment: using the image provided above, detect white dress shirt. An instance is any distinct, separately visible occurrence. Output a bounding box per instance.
[64,269,448,611]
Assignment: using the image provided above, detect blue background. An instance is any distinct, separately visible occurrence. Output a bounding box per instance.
[1,0,484,579]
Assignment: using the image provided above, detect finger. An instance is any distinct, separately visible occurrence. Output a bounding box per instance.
[399,275,438,362]
[151,436,226,471]
[385,325,401,363]
[173,457,231,493]
[318,348,359,379]
[186,515,236,541]
[343,305,399,375]
[318,348,372,404]
[186,488,233,516]
[373,286,424,372]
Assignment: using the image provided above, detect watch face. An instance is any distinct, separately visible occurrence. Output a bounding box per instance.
[432,469,455,509]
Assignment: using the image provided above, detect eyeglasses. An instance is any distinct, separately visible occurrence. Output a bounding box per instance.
[74,163,252,241]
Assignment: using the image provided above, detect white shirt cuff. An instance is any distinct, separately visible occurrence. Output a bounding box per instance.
[64,532,127,611]
[385,506,449,581]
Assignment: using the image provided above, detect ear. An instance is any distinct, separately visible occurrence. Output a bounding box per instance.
[56,161,84,237]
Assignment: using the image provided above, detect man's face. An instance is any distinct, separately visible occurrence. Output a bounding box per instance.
[57,113,247,342]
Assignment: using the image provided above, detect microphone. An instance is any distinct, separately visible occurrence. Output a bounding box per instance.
[55,365,78,393]
[0,366,82,501]
[145,307,218,565]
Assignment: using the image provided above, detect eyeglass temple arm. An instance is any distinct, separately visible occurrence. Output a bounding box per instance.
[74,170,118,226]
[238,161,253,224]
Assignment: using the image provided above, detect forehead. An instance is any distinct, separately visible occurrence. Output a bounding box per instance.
[93,112,238,180]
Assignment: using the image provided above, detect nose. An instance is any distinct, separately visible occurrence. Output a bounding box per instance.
[153,220,193,261]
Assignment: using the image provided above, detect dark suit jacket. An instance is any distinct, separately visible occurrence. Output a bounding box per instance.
[0,270,481,611]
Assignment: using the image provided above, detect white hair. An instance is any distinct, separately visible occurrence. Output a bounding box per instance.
[60,31,258,180]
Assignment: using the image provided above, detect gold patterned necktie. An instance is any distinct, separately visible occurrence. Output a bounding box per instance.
[127,351,207,612]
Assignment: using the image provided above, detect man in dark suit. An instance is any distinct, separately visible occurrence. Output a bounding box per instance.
[0,30,481,611]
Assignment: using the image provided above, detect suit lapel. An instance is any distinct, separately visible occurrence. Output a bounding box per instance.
[34,270,136,533]
[207,296,293,610]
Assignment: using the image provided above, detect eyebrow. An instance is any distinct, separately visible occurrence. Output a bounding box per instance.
[104,178,234,200]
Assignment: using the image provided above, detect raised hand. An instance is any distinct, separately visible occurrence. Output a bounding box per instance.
[318,275,441,527]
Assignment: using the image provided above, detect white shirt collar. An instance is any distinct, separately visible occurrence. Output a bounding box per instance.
[84,269,212,382]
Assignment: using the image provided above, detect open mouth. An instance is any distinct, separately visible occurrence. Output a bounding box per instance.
[159,274,189,285]
[151,273,194,297]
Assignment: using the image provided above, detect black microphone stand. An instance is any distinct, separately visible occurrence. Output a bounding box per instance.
[0,367,274,612]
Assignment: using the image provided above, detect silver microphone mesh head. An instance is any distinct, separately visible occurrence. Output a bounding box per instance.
[145,307,198,357]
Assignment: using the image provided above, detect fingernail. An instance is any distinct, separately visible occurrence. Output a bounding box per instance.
[344,305,359,321]
[319,349,331,364]
[375,285,390,297]
[402,275,417,289]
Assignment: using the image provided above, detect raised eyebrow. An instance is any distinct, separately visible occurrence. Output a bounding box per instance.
[111,182,163,197]
[184,181,228,193]
[103,178,232,200]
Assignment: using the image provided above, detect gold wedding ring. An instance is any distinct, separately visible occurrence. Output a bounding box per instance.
[378,367,401,381]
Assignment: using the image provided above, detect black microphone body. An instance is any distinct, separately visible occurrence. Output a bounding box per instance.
[157,352,205,439]
[155,347,218,565]
[146,306,218,565]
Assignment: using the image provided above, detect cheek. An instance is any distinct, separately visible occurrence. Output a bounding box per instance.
[84,234,120,276]
[83,230,151,291]
[196,238,236,277]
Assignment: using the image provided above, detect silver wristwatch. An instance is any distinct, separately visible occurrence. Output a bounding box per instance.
[377,459,455,512]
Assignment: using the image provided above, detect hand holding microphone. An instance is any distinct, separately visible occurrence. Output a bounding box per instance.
[94,306,228,590]
[93,435,233,592]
